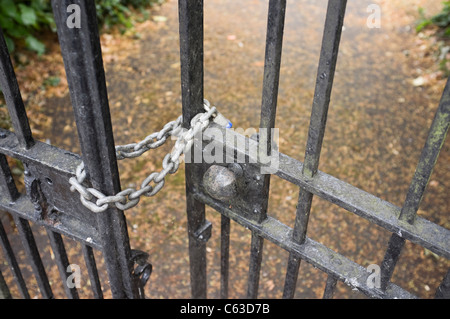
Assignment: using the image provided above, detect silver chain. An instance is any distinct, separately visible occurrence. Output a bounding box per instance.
[69,99,228,213]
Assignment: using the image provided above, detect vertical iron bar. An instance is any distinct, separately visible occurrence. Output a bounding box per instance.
[399,77,450,224]
[52,0,138,299]
[0,269,12,299]
[0,28,46,298]
[380,76,450,290]
[81,244,103,299]
[283,254,301,298]
[246,232,264,299]
[0,155,19,201]
[435,269,450,299]
[178,0,207,299]
[283,0,347,299]
[46,229,79,299]
[259,0,286,139]
[380,233,405,291]
[303,0,348,178]
[248,0,287,300]
[291,189,314,247]
[0,151,37,299]
[0,28,34,149]
[258,0,286,215]
[322,274,338,299]
[13,216,53,298]
[220,215,230,299]
[0,219,30,299]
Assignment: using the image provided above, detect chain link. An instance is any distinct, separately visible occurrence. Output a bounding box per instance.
[69,99,225,213]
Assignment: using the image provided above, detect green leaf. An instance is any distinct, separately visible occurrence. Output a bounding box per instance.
[4,36,14,53]
[0,0,20,21]
[445,26,450,36]
[43,76,60,87]
[6,25,29,39]
[416,20,432,32]
[0,16,14,30]
[25,35,45,55]
[18,4,37,26]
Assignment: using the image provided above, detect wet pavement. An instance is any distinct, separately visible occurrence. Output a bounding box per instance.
[2,0,448,298]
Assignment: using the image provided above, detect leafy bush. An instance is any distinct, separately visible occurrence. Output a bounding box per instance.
[96,0,163,30]
[416,3,450,77]
[0,0,55,54]
[96,0,134,30]
[0,0,160,55]
[417,2,450,35]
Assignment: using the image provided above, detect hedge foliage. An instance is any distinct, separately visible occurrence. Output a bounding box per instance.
[417,2,450,35]
[0,0,160,54]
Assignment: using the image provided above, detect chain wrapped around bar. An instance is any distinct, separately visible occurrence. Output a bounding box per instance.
[69,100,221,213]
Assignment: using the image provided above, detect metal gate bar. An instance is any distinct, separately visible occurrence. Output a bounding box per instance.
[0,0,147,299]
[46,229,79,299]
[246,0,286,299]
[52,0,138,299]
[0,267,10,299]
[283,0,347,299]
[0,29,55,299]
[220,214,230,298]
[0,218,29,299]
[0,32,34,150]
[0,0,448,300]
[178,0,208,299]
[12,215,53,298]
[81,244,104,299]
[436,269,450,299]
[380,77,450,290]
[181,0,449,299]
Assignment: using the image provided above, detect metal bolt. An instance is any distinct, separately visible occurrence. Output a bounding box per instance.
[203,165,237,202]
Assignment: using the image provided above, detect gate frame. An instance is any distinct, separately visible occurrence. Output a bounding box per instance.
[179,0,450,299]
[0,0,448,299]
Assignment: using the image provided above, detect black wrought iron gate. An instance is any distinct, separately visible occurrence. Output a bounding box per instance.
[0,0,449,299]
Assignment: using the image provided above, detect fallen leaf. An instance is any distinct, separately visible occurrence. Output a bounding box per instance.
[153,15,167,22]
[265,280,275,291]
[412,76,426,87]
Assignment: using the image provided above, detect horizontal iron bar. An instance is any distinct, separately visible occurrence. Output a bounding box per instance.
[195,191,416,299]
[276,152,450,259]
[203,124,450,259]
[0,129,101,249]
[0,129,77,177]
[0,195,101,250]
